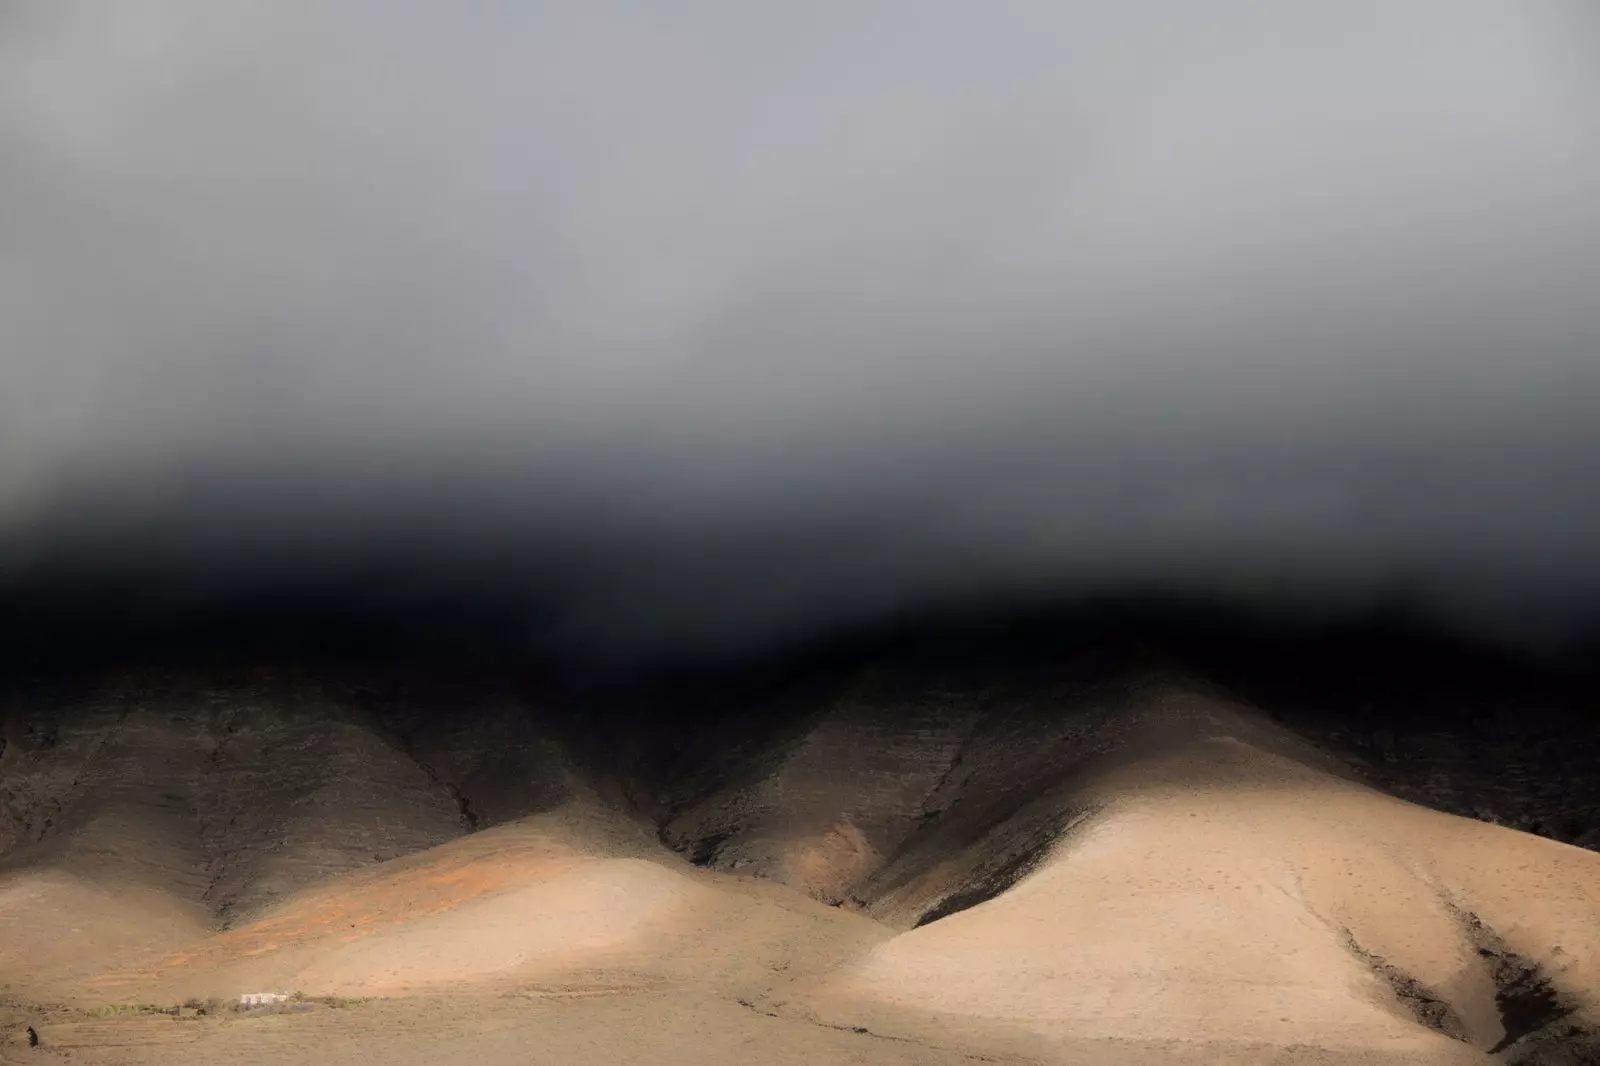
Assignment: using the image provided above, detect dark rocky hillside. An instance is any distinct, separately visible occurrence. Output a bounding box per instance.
[2,607,1595,936]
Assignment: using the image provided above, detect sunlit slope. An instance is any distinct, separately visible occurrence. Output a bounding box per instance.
[661,671,1354,910]
[84,796,886,1003]
[837,727,1600,1061]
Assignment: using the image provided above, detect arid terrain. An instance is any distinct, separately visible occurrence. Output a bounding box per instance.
[5,0,1598,1060]
[3,642,1598,1065]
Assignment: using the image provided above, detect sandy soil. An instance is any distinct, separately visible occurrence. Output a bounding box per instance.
[9,988,1516,1066]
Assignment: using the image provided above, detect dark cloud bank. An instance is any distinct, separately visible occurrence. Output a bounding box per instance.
[2,3,1599,666]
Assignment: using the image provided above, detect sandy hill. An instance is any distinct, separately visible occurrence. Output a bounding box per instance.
[75,795,885,1005]
[656,668,1600,1062]
[826,716,1600,1063]
[658,669,1350,907]
[0,670,575,993]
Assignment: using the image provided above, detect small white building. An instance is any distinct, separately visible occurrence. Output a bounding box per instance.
[238,992,290,1008]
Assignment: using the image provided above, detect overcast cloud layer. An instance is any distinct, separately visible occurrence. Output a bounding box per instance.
[2,2,1599,654]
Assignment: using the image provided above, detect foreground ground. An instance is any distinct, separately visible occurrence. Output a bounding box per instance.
[6,987,1517,1066]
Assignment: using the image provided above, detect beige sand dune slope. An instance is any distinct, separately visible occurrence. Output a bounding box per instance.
[830,724,1600,1062]
[661,672,1357,906]
[81,795,887,1005]
[592,673,1600,1061]
[0,673,587,996]
[0,870,213,994]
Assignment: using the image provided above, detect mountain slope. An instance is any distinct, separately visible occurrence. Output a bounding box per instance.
[3,659,1599,1064]
[653,668,1600,1061]
[833,729,1600,1061]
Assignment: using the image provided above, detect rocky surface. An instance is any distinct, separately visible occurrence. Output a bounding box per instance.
[0,670,573,926]
[1283,720,1600,854]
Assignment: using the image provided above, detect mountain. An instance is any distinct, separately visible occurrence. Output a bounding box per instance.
[2,643,1597,1065]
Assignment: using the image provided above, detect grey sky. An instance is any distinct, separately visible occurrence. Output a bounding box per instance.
[2,2,1598,653]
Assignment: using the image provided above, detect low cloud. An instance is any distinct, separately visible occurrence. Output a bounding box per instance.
[2,2,1598,656]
